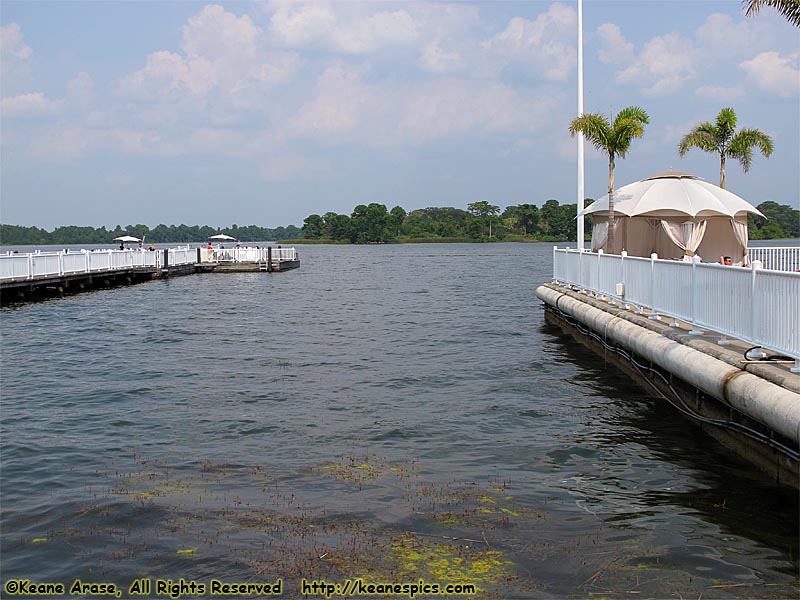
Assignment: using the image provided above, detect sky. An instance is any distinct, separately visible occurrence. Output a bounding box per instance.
[1,1,798,230]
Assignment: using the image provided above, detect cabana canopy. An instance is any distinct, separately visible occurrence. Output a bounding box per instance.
[579,170,764,264]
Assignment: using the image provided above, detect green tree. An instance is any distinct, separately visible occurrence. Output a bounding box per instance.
[348,203,391,243]
[389,206,407,237]
[503,204,540,235]
[324,212,351,240]
[569,106,649,252]
[467,201,501,237]
[749,201,800,239]
[743,0,800,26]
[678,107,774,189]
[303,214,325,239]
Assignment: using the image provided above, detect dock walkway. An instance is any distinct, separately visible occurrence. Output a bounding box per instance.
[0,245,299,303]
[539,246,800,489]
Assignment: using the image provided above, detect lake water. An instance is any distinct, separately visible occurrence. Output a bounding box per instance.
[1,242,797,599]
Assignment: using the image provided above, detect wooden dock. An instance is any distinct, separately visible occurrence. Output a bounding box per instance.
[0,246,299,304]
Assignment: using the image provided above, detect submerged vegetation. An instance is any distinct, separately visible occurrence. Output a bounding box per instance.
[27,451,798,599]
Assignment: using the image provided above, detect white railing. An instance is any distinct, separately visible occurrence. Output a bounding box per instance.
[0,247,195,282]
[552,248,800,363]
[205,246,298,263]
[748,247,800,272]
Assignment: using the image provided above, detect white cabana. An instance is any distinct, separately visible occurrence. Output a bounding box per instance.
[578,169,765,265]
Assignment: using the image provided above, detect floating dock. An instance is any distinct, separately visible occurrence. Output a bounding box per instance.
[0,246,299,304]
[537,269,800,489]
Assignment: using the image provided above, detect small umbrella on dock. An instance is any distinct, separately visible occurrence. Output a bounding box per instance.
[113,235,141,242]
[208,234,237,241]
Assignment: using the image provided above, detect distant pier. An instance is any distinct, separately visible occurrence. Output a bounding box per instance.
[0,245,299,304]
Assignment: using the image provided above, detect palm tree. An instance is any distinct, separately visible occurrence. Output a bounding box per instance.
[743,0,800,27]
[569,106,649,253]
[677,107,774,189]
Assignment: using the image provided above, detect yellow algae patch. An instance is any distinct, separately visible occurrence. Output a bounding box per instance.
[32,538,48,543]
[391,535,513,590]
[176,548,197,555]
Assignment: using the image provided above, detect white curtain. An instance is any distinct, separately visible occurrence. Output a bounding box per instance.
[730,217,749,263]
[660,219,708,257]
[591,220,608,251]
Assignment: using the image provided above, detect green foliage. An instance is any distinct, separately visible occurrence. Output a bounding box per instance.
[678,107,773,188]
[744,0,800,26]
[748,201,800,239]
[0,223,303,245]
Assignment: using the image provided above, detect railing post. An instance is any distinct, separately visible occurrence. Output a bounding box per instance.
[27,253,33,279]
[689,256,703,334]
[751,259,761,346]
[647,253,658,318]
[552,245,557,282]
[163,248,169,269]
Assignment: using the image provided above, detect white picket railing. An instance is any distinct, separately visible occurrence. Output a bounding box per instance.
[552,248,800,364]
[0,248,195,281]
[204,246,299,263]
[748,246,800,272]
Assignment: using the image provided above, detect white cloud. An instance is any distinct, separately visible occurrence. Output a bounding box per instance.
[267,2,418,54]
[740,51,800,97]
[181,4,261,60]
[267,2,337,48]
[283,63,562,148]
[615,32,697,95]
[483,4,577,82]
[596,23,633,65]
[694,84,745,101]
[1,23,34,95]
[0,22,32,59]
[419,40,464,74]
[283,64,375,138]
[1,92,60,117]
[694,13,757,61]
[117,4,299,113]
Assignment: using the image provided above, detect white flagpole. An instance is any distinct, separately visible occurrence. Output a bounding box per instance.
[577,0,585,251]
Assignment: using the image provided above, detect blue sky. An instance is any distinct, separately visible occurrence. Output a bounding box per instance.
[1,1,798,230]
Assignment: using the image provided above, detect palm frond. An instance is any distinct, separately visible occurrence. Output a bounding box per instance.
[729,144,755,172]
[611,118,647,158]
[613,106,650,129]
[678,127,719,156]
[744,0,800,27]
[733,128,775,157]
[569,113,612,155]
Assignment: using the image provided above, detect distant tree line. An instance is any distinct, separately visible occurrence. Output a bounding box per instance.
[303,198,798,245]
[0,223,303,246]
[1,199,794,246]
[302,200,591,243]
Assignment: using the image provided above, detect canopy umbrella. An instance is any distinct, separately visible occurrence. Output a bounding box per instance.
[208,234,237,241]
[113,235,141,242]
[578,169,764,219]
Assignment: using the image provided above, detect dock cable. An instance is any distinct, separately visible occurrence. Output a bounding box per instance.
[550,306,800,462]
[743,346,795,363]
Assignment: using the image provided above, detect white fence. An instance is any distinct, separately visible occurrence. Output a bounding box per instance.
[552,248,800,362]
[748,246,800,272]
[204,246,298,263]
[0,247,195,282]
